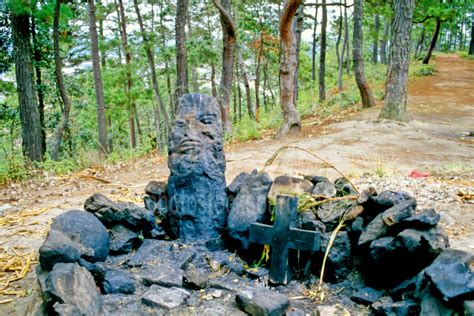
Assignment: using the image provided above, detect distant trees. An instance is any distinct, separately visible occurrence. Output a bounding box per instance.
[11,6,44,162]
[2,0,474,167]
[379,0,415,121]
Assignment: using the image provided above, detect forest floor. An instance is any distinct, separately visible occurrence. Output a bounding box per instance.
[1,54,473,314]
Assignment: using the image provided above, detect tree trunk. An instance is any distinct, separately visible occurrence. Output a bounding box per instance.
[353,0,376,108]
[372,14,380,64]
[311,1,319,81]
[423,19,441,64]
[293,5,304,104]
[344,3,350,75]
[158,2,175,114]
[255,28,264,121]
[187,12,199,93]
[277,0,302,139]
[469,19,474,55]
[237,47,254,120]
[118,0,136,148]
[12,13,44,162]
[88,0,108,157]
[263,61,268,111]
[379,0,415,121]
[31,16,46,157]
[336,6,344,92]
[133,0,170,148]
[213,0,236,134]
[97,0,107,69]
[51,0,72,161]
[236,62,242,120]
[318,0,327,102]
[380,17,389,64]
[211,62,218,98]
[175,0,189,101]
[414,26,425,59]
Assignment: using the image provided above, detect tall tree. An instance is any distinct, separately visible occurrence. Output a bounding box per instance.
[255,19,264,121]
[468,18,473,55]
[423,18,441,64]
[353,0,375,108]
[51,0,72,161]
[87,0,108,157]
[277,0,302,139]
[379,0,415,121]
[380,17,389,64]
[213,0,237,133]
[118,0,136,148]
[311,1,319,82]
[372,14,380,64]
[336,5,345,92]
[175,0,189,101]
[11,9,44,162]
[319,0,327,101]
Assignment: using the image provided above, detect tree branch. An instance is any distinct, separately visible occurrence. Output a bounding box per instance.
[304,2,354,7]
[212,0,237,38]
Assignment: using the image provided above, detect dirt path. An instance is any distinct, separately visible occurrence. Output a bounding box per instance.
[1,55,473,314]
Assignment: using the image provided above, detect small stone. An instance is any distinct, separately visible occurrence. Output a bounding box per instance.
[206,251,246,275]
[39,210,110,270]
[318,200,355,231]
[268,175,313,201]
[227,172,251,195]
[464,301,474,315]
[109,224,140,255]
[212,290,223,298]
[424,249,474,303]
[334,177,358,196]
[245,267,269,280]
[128,239,196,268]
[419,284,457,316]
[142,285,190,310]
[371,297,420,315]
[381,199,416,226]
[84,193,155,232]
[351,287,383,305]
[357,187,377,204]
[296,211,326,233]
[401,208,440,229]
[147,225,166,239]
[316,305,346,316]
[236,287,289,316]
[145,181,167,199]
[102,269,135,294]
[372,190,413,210]
[183,265,208,290]
[137,265,183,288]
[358,213,387,247]
[311,177,336,198]
[42,263,103,315]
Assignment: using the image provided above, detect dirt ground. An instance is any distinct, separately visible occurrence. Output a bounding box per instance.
[0,54,473,315]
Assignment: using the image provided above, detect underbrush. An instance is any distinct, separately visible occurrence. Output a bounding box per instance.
[458,51,474,61]
[411,63,438,77]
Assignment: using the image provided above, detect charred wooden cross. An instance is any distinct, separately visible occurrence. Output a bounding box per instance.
[249,195,321,285]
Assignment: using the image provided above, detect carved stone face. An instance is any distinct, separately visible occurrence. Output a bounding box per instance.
[168,94,224,178]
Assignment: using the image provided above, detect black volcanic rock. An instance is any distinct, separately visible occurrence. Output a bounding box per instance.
[39,210,109,270]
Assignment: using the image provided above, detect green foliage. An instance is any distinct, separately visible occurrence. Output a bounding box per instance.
[459,51,474,61]
[411,63,438,77]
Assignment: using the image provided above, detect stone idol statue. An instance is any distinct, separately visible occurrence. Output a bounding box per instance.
[167,94,228,242]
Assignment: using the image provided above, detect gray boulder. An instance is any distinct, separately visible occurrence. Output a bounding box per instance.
[42,263,103,315]
[227,172,273,250]
[39,210,109,270]
[424,249,474,304]
[102,269,135,294]
[109,224,140,255]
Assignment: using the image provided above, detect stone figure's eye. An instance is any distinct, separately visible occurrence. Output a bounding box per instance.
[200,116,215,125]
